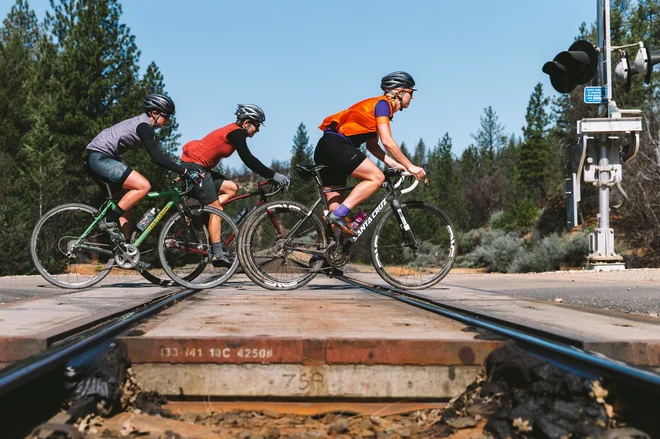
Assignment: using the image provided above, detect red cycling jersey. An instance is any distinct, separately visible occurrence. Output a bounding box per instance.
[181,123,242,169]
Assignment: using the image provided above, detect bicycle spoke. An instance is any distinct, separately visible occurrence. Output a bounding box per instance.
[372,202,456,289]
[159,206,239,289]
[238,201,326,290]
[31,204,114,289]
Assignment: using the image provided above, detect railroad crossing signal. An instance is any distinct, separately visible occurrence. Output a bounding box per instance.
[614,42,660,91]
[542,40,599,93]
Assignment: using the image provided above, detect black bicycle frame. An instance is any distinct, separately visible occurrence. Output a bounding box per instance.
[281,171,420,255]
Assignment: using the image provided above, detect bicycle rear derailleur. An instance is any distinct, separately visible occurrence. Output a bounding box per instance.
[114,243,140,269]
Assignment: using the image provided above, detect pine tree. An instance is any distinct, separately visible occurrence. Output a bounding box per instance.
[427,133,468,230]
[0,0,43,275]
[44,0,142,202]
[399,141,410,159]
[518,83,553,205]
[472,106,507,163]
[288,123,316,204]
[0,0,39,159]
[413,138,426,164]
[461,107,508,228]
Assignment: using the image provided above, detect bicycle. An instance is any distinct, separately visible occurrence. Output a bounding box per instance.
[214,178,284,247]
[136,178,283,286]
[237,164,457,290]
[30,178,240,290]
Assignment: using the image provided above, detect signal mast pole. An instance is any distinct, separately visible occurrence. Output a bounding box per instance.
[578,0,641,270]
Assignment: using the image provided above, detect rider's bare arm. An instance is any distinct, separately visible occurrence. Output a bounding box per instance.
[376,123,426,179]
[365,138,406,170]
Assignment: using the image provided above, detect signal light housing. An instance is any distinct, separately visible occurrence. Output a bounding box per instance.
[542,40,599,93]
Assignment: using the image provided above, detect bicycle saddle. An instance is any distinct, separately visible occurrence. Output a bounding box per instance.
[295,164,328,180]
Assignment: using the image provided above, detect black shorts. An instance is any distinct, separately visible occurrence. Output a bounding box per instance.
[182,162,228,205]
[85,151,133,196]
[313,132,367,186]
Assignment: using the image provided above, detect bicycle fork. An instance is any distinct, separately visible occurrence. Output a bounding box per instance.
[390,199,420,251]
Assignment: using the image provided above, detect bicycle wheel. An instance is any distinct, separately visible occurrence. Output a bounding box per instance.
[130,231,176,287]
[238,200,326,290]
[30,203,114,289]
[158,205,239,289]
[371,201,457,289]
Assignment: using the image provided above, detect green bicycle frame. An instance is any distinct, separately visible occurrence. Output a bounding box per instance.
[130,188,183,247]
[71,187,184,253]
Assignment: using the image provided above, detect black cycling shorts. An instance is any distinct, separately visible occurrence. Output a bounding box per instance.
[182,162,228,205]
[313,132,367,186]
[85,151,133,195]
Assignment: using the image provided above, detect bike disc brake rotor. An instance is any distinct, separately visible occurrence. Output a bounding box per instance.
[115,243,140,269]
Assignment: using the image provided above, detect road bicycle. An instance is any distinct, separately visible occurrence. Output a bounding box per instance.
[214,178,284,247]
[136,178,283,286]
[237,164,457,290]
[30,178,240,290]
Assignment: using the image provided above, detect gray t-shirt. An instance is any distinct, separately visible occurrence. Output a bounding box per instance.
[86,114,150,160]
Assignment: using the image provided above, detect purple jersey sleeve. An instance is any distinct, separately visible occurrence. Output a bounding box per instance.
[374,99,392,119]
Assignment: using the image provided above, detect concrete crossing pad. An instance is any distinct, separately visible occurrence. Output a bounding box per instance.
[121,276,503,399]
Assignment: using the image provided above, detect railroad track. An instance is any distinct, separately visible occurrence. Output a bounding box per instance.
[335,274,660,436]
[2,274,659,437]
[0,286,200,438]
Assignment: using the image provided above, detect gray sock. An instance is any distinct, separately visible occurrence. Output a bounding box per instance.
[211,242,225,257]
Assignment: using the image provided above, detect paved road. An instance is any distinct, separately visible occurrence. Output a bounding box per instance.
[442,268,660,318]
[1,268,659,318]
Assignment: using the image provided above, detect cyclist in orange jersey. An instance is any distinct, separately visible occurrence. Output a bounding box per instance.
[181,104,290,266]
[315,71,426,236]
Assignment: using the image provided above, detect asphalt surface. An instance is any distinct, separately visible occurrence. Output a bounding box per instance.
[1,268,659,318]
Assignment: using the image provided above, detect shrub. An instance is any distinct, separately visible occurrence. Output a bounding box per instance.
[457,228,484,255]
[470,230,523,272]
[508,235,563,273]
[562,233,589,267]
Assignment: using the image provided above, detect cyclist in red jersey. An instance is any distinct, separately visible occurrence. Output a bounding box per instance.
[181,104,290,266]
[314,71,426,236]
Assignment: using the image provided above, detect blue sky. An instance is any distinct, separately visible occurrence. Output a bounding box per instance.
[2,0,597,172]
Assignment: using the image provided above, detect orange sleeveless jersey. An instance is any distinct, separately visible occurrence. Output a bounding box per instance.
[181,123,242,169]
[319,96,393,136]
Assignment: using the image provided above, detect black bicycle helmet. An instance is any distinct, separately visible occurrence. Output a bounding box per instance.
[380,71,416,91]
[235,104,266,125]
[143,93,176,115]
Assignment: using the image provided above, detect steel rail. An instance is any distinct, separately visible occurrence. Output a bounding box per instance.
[0,287,199,397]
[336,275,660,393]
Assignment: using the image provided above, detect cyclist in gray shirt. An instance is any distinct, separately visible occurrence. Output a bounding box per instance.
[85,94,203,241]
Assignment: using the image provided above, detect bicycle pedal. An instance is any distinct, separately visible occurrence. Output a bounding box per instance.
[136,261,152,270]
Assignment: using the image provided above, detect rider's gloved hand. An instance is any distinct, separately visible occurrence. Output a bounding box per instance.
[183,168,205,187]
[272,172,291,192]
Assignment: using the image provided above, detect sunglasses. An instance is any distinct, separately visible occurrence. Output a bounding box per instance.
[405,89,415,96]
[160,113,173,120]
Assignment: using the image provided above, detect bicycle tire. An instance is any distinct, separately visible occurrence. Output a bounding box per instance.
[237,200,326,290]
[158,205,239,289]
[30,203,114,289]
[371,201,457,289]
